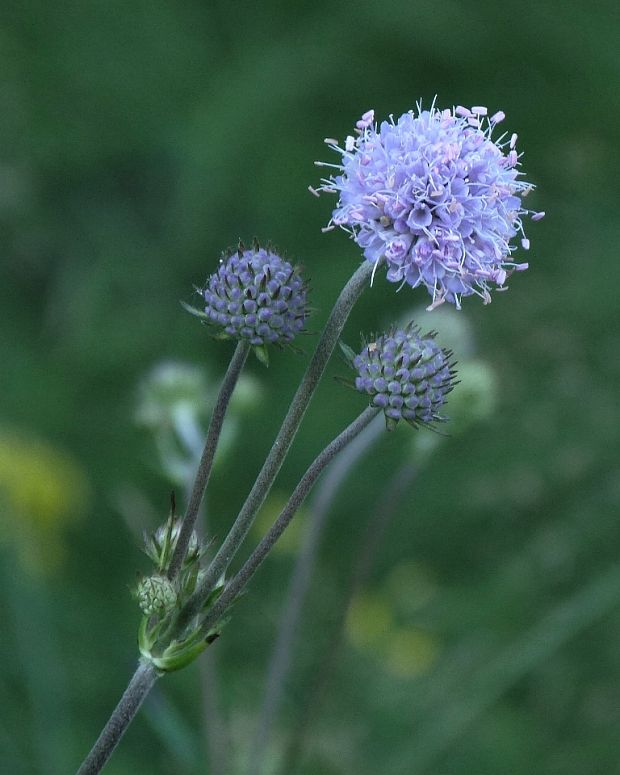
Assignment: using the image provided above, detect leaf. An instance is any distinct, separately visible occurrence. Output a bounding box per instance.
[253,344,270,367]
[338,340,357,366]
[179,300,210,319]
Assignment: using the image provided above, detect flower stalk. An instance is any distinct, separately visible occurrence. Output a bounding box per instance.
[76,404,378,775]
[185,405,381,637]
[176,259,374,630]
[167,339,251,580]
[76,660,159,775]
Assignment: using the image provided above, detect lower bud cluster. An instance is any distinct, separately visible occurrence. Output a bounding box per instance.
[135,515,224,672]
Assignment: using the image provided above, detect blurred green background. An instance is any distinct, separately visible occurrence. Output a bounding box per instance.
[1,1,619,773]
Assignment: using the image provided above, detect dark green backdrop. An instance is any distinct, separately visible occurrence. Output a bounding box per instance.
[1,1,619,773]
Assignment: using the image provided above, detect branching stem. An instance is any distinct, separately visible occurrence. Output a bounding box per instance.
[193,406,381,636]
[76,262,374,774]
[178,260,373,628]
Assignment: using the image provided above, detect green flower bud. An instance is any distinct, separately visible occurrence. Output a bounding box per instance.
[441,359,497,435]
[411,359,498,461]
[136,575,177,617]
[144,516,201,572]
[399,305,476,358]
[135,361,210,432]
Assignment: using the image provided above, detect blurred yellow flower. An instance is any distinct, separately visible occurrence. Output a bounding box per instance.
[0,428,90,574]
[346,580,442,677]
[383,627,440,678]
[346,591,393,650]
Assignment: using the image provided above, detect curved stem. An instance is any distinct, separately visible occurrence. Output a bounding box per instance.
[179,260,374,627]
[194,406,380,637]
[249,414,384,775]
[168,339,251,580]
[76,660,159,775]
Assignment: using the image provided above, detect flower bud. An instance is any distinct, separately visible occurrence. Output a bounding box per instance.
[202,242,309,349]
[136,575,177,617]
[135,361,209,431]
[351,323,457,430]
[144,516,200,572]
[440,359,497,435]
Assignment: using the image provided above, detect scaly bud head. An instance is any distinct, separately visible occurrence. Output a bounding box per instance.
[136,575,177,617]
[350,323,457,431]
[201,243,309,354]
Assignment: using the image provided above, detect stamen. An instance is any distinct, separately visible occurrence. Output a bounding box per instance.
[370,256,381,287]
[426,295,445,312]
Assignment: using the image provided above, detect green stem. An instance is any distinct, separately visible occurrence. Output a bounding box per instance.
[168,339,251,580]
[193,406,380,637]
[178,260,374,628]
[76,660,159,775]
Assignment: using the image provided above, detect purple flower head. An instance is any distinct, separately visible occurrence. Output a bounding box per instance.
[316,102,544,309]
[345,323,457,431]
[202,241,309,351]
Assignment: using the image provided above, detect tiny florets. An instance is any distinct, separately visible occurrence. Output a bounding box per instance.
[351,324,457,430]
[137,575,177,617]
[317,102,544,309]
[202,243,308,347]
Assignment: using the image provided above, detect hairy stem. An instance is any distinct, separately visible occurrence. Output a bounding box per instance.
[179,260,374,627]
[76,660,159,775]
[168,339,251,580]
[193,406,380,637]
[76,263,372,773]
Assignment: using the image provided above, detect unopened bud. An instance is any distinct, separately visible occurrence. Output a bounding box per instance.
[137,575,177,617]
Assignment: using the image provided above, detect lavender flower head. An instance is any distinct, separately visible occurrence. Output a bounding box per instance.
[316,102,544,309]
[202,242,308,348]
[347,323,457,431]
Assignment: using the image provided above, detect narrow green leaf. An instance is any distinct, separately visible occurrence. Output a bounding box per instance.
[179,300,210,319]
[254,345,270,367]
[338,340,357,366]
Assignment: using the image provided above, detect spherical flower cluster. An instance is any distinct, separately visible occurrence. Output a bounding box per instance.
[203,244,308,347]
[351,324,456,430]
[317,103,544,309]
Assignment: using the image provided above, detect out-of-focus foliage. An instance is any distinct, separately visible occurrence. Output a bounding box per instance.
[1,1,619,773]
[0,429,89,573]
